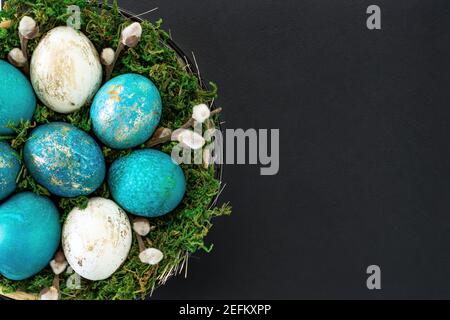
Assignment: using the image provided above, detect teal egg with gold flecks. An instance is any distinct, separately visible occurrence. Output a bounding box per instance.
[23,122,106,197]
[0,192,61,280]
[0,142,20,201]
[90,74,162,149]
[108,149,186,217]
[0,60,36,135]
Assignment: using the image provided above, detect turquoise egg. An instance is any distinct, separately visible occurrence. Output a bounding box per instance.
[0,60,36,135]
[0,192,61,280]
[0,142,20,201]
[90,74,162,149]
[24,122,106,197]
[108,149,186,217]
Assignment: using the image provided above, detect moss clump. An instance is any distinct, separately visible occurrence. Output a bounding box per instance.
[0,0,230,300]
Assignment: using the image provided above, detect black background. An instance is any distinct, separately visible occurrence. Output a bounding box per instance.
[120,0,450,299]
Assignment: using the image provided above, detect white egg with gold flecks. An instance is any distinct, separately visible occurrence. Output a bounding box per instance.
[30,26,102,114]
[62,198,132,281]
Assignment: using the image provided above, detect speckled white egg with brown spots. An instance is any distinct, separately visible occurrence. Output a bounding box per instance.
[30,26,102,114]
[62,198,132,281]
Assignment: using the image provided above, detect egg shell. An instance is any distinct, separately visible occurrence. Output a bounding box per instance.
[108,149,186,217]
[0,192,61,280]
[90,74,162,149]
[0,142,20,201]
[0,60,36,135]
[30,26,102,114]
[24,122,106,197]
[62,197,132,281]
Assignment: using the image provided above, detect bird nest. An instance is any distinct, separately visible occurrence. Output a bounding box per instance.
[0,0,230,300]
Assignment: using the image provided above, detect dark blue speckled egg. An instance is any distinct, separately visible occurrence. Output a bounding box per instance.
[0,142,20,201]
[90,74,162,149]
[108,149,186,217]
[0,60,36,135]
[0,192,61,280]
[24,122,106,197]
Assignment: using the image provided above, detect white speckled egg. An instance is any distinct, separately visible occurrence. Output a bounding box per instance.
[30,26,102,114]
[62,198,132,281]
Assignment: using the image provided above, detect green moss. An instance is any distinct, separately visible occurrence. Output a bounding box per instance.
[0,0,230,300]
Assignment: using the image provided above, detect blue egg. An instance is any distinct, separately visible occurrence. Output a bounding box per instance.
[0,60,36,135]
[24,122,106,197]
[0,142,20,201]
[0,192,61,280]
[108,149,186,217]
[90,74,162,149]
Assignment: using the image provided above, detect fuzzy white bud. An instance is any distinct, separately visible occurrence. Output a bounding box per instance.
[133,218,151,237]
[192,104,211,123]
[19,16,38,39]
[50,259,68,276]
[49,251,68,275]
[139,248,164,265]
[174,129,206,150]
[39,287,59,300]
[8,48,27,67]
[101,48,115,66]
[121,22,142,48]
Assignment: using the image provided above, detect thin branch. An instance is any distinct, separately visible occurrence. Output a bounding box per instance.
[131,7,159,18]
[145,108,222,148]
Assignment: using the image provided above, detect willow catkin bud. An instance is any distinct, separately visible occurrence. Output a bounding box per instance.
[8,48,27,67]
[121,22,142,48]
[19,16,39,39]
[101,48,115,66]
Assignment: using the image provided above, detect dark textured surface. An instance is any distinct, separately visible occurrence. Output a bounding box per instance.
[120,0,450,299]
